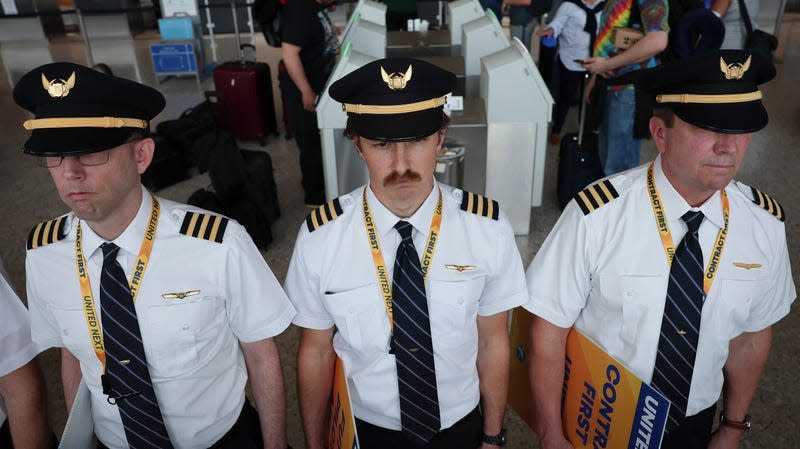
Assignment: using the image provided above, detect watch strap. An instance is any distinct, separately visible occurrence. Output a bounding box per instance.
[720,412,751,432]
[482,428,507,446]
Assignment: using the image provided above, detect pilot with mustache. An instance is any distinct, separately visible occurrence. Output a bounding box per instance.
[284,58,528,449]
[525,50,795,449]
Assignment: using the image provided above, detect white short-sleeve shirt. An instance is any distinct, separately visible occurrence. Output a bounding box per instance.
[26,186,295,449]
[0,263,38,425]
[524,158,795,415]
[285,182,528,431]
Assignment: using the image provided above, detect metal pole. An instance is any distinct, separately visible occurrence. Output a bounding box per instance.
[205,0,219,63]
[76,9,95,67]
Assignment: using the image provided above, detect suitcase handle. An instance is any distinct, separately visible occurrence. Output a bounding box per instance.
[240,43,257,63]
[578,73,589,146]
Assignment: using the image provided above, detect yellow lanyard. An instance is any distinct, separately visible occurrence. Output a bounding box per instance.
[362,187,443,332]
[76,194,160,368]
[646,163,729,294]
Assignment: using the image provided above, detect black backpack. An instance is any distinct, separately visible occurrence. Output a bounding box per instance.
[253,0,282,47]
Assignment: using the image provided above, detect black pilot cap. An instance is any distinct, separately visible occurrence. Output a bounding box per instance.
[13,62,166,156]
[329,57,456,141]
[614,49,775,134]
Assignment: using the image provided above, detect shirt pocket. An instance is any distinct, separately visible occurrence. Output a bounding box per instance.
[325,284,389,354]
[146,296,220,378]
[596,274,663,360]
[713,274,765,339]
[428,276,486,348]
[51,307,96,362]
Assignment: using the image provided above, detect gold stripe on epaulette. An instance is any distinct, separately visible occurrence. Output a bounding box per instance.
[575,180,619,215]
[460,191,500,220]
[751,187,785,222]
[27,216,67,250]
[306,198,344,232]
[180,212,229,243]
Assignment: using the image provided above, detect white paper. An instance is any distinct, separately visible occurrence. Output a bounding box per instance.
[59,379,97,449]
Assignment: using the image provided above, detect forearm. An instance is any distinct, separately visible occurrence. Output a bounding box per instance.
[607,31,667,72]
[476,315,511,435]
[241,338,287,449]
[711,0,732,16]
[61,348,81,412]
[297,330,336,449]
[0,361,52,449]
[529,316,570,440]
[281,45,314,95]
[722,327,772,421]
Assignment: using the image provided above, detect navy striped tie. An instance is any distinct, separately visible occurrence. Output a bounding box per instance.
[392,221,441,445]
[99,243,174,448]
[651,211,705,432]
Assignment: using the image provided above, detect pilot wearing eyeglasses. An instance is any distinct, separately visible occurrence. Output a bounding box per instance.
[14,62,296,449]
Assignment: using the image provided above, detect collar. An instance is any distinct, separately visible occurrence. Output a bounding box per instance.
[654,155,726,230]
[80,185,152,260]
[365,180,439,239]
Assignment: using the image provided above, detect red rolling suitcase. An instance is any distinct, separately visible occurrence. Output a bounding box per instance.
[213,1,277,144]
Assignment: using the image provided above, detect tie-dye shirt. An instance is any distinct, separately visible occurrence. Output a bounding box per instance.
[593,0,668,85]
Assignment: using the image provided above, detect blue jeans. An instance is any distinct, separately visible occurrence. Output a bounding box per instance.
[599,88,642,176]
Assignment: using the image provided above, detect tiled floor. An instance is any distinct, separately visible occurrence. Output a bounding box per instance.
[0,14,798,448]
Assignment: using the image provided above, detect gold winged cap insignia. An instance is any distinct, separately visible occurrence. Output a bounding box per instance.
[720,56,751,80]
[380,64,413,90]
[41,71,76,98]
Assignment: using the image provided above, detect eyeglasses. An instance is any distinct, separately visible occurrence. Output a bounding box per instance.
[38,151,111,168]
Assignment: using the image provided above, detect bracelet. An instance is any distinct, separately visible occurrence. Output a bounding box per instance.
[719,412,751,432]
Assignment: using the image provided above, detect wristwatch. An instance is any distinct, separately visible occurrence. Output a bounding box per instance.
[720,412,751,432]
[482,428,507,447]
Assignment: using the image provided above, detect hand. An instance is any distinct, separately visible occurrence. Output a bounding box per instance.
[581,56,611,76]
[302,89,317,112]
[708,425,744,449]
[501,2,510,15]
[536,27,554,38]
[584,74,596,104]
[539,432,575,449]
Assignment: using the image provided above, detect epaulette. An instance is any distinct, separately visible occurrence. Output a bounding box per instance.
[574,179,619,215]
[306,198,344,232]
[460,191,499,220]
[179,211,229,243]
[27,216,68,250]
[748,186,785,221]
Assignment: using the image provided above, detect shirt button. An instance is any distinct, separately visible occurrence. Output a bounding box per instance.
[625,291,633,298]
[182,324,190,331]
[458,298,464,305]
[63,328,69,336]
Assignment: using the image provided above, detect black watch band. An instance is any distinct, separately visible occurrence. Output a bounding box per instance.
[482,428,507,447]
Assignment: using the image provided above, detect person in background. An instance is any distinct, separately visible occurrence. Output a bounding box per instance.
[536,0,605,145]
[712,0,759,49]
[14,62,295,449]
[581,0,668,175]
[286,58,527,449]
[526,50,794,449]
[503,0,553,53]
[0,260,53,449]
[280,0,338,206]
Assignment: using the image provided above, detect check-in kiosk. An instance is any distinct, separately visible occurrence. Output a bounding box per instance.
[446,0,484,48]
[0,0,53,85]
[344,0,387,28]
[341,14,387,59]
[461,10,509,97]
[317,42,377,198]
[480,38,554,234]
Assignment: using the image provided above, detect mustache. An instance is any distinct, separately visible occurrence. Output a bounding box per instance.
[383,170,422,186]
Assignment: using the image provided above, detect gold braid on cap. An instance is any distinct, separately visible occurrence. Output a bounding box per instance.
[342,96,447,114]
[656,91,762,104]
[22,117,148,130]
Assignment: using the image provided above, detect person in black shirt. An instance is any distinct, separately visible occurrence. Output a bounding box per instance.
[280,0,337,206]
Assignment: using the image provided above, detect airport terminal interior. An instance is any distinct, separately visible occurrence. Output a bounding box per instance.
[0,0,798,447]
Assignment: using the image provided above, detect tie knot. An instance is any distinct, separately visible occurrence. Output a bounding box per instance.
[682,211,704,234]
[101,242,120,259]
[394,220,414,241]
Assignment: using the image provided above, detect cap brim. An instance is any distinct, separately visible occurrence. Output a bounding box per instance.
[671,100,768,134]
[351,108,444,141]
[23,128,138,156]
